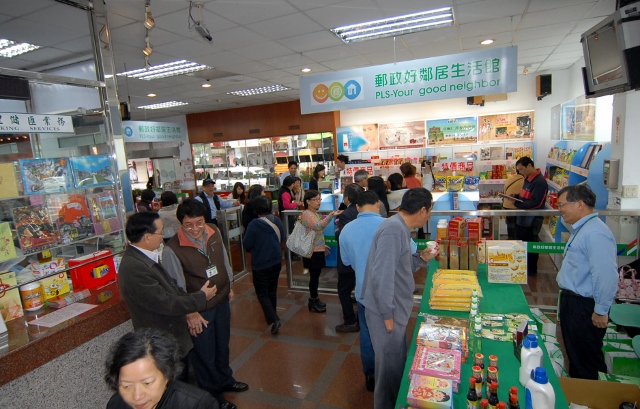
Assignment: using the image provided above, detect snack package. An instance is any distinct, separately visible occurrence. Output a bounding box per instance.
[468,239,478,272]
[433,175,447,192]
[449,241,459,270]
[459,239,469,270]
[438,240,449,270]
[407,374,453,409]
[464,176,480,191]
[446,176,464,192]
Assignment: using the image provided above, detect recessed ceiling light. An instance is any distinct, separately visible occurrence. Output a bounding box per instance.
[147,93,157,97]
[202,83,212,88]
[480,39,494,45]
[117,60,212,80]
[227,84,292,97]
[331,7,454,43]
[0,38,41,58]
[301,68,312,73]
[136,101,189,110]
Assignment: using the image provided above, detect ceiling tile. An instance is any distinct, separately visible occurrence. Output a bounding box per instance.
[285,0,349,12]
[146,28,188,47]
[106,0,191,18]
[460,32,513,50]
[459,16,518,38]
[155,38,223,60]
[53,37,94,54]
[546,50,583,61]
[570,17,607,34]
[303,45,356,63]
[515,35,567,50]
[520,3,596,29]
[210,26,270,51]
[561,33,582,45]
[455,0,528,24]
[554,43,582,54]
[151,8,237,38]
[322,55,370,70]
[0,0,55,17]
[398,26,459,47]
[23,2,89,32]
[247,13,324,40]
[252,69,294,80]
[409,40,462,59]
[304,2,384,29]
[584,0,616,18]
[207,0,298,25]
[192,51,251,69]
[516,23,573,41]
[262,53,316,69]
[518,46,556,58]
[276,30,344,53]
[518,55,549,66]
[106,12,137,29]
[0,56,31,69]
[219,61,276,75]
[363,48,414,65]
[233,42,295,60]
[527,0,596,12]
[0,18,80,47]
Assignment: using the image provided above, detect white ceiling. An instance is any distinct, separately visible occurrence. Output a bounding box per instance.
[0,0,616,120]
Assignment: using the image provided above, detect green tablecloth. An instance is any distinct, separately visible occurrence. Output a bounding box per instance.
[396,264,569,408]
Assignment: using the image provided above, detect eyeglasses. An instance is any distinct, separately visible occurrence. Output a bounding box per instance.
[149,229,164,236]
[183,221,206,230]
[556,201,576,208]
[309,197,322,202]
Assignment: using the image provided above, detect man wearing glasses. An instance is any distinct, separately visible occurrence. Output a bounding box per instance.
[196,178,239,226]
[118,212,218,383]
[556,184,617,379]
[162,199,248,409]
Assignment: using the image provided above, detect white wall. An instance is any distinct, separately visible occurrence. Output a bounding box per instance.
[340,60,596,170]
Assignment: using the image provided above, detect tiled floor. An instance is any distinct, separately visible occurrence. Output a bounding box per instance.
[224,254,561,409]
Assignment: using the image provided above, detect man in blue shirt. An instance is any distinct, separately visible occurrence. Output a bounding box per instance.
[339,190,384,392]
[556,184,618,380]
[196,178,238,226]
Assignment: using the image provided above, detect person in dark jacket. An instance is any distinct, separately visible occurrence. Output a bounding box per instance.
[309,164,325,192]
[335,183,363,332]
[241,184,265,230]
[137,189,155,212]
[195,178,238,226]
[243,196,285,334]
[105,328,219,409]
[508,157,548,276]
[118,212,217,383]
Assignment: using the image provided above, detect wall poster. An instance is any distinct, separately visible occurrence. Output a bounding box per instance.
[378,121,426,150]
[478,111,534,142]
[337,124,379,152]
[426,117,478,146]
[573,95,596,141]
[561,100,575,140]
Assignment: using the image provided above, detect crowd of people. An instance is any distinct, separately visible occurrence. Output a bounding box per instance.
[113,156,617,409]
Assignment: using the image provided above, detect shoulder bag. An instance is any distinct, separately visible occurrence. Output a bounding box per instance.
[286,216,314,258]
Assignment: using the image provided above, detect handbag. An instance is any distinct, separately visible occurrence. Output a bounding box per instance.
[286,217,315,258]
[615,264,640,301]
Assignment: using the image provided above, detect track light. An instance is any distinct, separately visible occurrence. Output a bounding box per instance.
[143,3,155,29]
[142,36,153,56]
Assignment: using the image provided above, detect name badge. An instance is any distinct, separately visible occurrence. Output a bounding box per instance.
[206,265,218,278]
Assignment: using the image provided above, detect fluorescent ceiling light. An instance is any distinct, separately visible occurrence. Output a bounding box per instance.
[147,93,157,97]
[480,39,494,45]
[202,82,212,88]
[331,7,454,43]
[301,67,312,73]
[227,84,292,97]
[137,101,189,110]
[0,39,41,58]
[117,60,211,80]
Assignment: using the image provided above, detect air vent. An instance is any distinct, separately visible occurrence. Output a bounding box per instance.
[213,132,223,137]
[288,125,300,130]
[249,129,260,134]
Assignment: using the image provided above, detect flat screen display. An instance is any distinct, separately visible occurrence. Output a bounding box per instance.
[585,22,624,86]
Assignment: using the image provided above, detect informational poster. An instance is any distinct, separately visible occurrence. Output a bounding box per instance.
[426,117,478,146]
[336,124,379,152]
[561,100,575,140]
[478,111,534,142]
[550,104,561,141]
[573,95,596,141]
[378,121,426,150]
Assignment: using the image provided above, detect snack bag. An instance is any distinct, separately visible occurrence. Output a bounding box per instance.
[446,176,464,192]
[464,176,480,191]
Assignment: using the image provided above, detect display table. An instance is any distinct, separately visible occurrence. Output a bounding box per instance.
[396,264,568,408]
[0,281,129,386]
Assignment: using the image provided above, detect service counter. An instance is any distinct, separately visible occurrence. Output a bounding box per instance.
[396,263,569,408]
[0,281,129,386]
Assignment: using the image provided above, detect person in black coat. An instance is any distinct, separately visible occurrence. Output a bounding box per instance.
[241,184,265,230]
[105,328,219,409]
[309,164,325,192]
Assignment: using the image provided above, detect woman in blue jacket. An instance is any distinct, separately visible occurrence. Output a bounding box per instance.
[243,195,285,334]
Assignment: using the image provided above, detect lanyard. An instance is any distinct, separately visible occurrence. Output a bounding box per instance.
[197,246,212,266]
[563,215,597,256]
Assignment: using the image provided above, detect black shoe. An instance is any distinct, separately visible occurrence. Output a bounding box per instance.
[365,375,375,392]
[308,298,326,313]
[351,296,357,304]
[223,382,248,393]
[221,401,237,409]
[271,320,281,334]
[291,254,301,261]
[336,322,360,333]
[316,297,326,308]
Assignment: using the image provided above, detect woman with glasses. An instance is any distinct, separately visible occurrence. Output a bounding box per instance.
[300,190,341,313]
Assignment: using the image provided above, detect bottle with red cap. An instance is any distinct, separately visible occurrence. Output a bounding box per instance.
[509,387,520,409]
[467,376,479,408]
[488,381,499,409]
[480,399,489,409]
[497,403,507,409]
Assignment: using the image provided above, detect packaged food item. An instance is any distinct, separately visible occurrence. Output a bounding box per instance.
[477,239,486,264]
[407,374,453,409]
[447,176,464,192]
[464,176,480,191]
[459,239,469,270]
[468,239,478,272]
[433,175,447,192]
[20,282,44,311]
[40,272,71,300]
[486,240,528,284]
[467,217,482,240]
[448,217,467,239]
[0,271,24,322]
[449,241,459,270]
[438,240,449,270]
[410,346,462,390]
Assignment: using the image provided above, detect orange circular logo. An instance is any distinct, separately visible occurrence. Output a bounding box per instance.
[313,84,329,103]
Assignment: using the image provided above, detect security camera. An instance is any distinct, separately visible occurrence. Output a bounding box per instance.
[194,21,213,42]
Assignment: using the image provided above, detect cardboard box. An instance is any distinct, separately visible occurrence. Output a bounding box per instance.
[467,217,482,240]
[448,217,466,239]
[486,240,527,284]
[39,272,71,301]
[559,377,640,409]
[69,250,116,290]
[530,307,557,336]
[0,270,24,322]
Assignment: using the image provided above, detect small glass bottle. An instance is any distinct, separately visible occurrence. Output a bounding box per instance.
[488,382,499,409]
[497,403,507,409]
[486,366,498,396]
[508,392,520,409]
[489,355,499,377]
[480,399,489,409]
[467,376,479,409]
[472,365,484,398]
[474,353,485,370]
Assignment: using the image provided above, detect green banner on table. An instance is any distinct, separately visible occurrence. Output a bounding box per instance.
[324,236,337,246]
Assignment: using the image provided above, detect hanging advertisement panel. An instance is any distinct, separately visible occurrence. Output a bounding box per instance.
[426,117,478,146]
[478,111,535,142]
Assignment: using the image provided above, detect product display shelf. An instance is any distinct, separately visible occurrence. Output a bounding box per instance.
[396,263,568,409]
[479,198,503,204]
[479,179,507,185]
[546,179,563,191]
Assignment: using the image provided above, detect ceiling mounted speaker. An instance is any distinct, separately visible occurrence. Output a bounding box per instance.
[536,74,552,100]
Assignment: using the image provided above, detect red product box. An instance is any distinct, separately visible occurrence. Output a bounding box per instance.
[448,217,467,239]
[68,249,116,290]
[467,217,482,239]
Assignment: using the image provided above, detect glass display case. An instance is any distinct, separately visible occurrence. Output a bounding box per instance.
[192,133,334,189]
